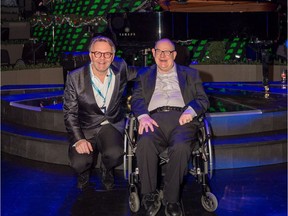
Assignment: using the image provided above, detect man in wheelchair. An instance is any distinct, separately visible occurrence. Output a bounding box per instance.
[131,38,210,216]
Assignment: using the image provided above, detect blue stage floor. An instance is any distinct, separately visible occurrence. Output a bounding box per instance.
[1,153,287,216]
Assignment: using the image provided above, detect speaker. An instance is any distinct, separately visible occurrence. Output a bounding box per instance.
[1,49,10,66]
[175,44,190,66]
[22,42,47,64]
[1,28,9,41]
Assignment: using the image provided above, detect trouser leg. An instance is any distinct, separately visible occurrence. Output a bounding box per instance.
[69,145,96,174]
[97,124,124,170]
[163,124,198,203]
[136,133,162,194]
[69,124,124,174]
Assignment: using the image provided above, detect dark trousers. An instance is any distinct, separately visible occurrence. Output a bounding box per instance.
[69,124,124,174]
[136,111,198,203]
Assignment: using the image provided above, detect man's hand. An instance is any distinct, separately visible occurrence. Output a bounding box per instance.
[179,113,194,125]
[138,115,159,135]
[75,139,93,154]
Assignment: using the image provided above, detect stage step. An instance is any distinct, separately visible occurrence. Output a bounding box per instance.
[1,120,286,169]
[1,82,287,169]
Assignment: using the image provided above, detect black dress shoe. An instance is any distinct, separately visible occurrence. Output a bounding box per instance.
[100,165,115,190]
[165,202,182,216]
[77,170,90,191]
[142,191,161,216]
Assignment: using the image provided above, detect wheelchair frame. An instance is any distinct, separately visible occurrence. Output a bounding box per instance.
[123,114,218,213]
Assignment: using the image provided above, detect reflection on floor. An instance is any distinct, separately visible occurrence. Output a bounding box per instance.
[1,153,287,216]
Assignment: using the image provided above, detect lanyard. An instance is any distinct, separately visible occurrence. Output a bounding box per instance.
[90,71,112,107]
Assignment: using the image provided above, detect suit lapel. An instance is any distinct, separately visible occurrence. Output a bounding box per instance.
[176,65,189,103]
[107,65,120,113]
[145,67,157,102]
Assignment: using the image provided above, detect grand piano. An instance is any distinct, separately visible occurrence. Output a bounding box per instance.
[61,10,281,72]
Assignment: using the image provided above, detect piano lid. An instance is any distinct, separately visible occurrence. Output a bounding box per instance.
[105,11,279,46]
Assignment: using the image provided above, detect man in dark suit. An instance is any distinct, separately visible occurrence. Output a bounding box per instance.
[63,36,136,191]
[131,38,209,216]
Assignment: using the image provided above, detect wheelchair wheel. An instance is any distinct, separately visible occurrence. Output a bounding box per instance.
[129,191,140,213]
[201,192,218,212]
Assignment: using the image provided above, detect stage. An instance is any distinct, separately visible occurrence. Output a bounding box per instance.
[1,81,287,169]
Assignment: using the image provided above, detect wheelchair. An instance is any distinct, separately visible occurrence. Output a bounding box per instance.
[123,113,218,213]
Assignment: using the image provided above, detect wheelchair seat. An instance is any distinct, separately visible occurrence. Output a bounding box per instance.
[123,114,218,213]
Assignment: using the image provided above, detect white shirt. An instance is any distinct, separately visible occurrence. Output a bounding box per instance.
[90,64,115,112]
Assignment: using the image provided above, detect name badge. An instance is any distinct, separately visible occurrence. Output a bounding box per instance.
[101,106,106,113]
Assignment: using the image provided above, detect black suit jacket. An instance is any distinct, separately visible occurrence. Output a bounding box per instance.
[63,57,136,145]
[131,64,209,119]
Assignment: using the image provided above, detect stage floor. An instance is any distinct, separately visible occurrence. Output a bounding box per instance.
[1,153,287,216]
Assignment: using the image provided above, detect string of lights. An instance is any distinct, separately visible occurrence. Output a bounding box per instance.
[30,14,108,28]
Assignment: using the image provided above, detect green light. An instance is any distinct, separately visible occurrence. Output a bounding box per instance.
[76,45,85,50]
[101,5,108,10]
[197,46,204,51]
[230,42,237,48]
[72,35,79,39]
[237,49,243,54]
[187,46,193,51]
[191,40,198,45]
[227,49,233,54]
[224,55,231,60]
[111,3,119,8]
[193,52,200,58]
[98,11,105,16]
[91,5,98,9]
[200,40,207,45]
[134,1,142,7]
[109,8,116,13]
[80,38,88,44]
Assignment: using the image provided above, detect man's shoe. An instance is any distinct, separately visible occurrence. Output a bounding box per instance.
[100,166,115,190]
[77,170,90,191]
[165,202,182,216]
[142,191,161,216]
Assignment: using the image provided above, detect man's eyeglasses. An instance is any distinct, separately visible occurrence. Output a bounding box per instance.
[154,49,175,56]
[91,51,113,59]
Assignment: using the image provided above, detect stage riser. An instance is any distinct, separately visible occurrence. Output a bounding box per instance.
[2,101,66,133]
[1,133,69,165]
[207,111,287,136]
[2,101,287,136]
[1,131,286,169]
[214,141,287,169]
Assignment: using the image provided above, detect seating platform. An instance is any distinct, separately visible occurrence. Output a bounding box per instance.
[1,82,287,169]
